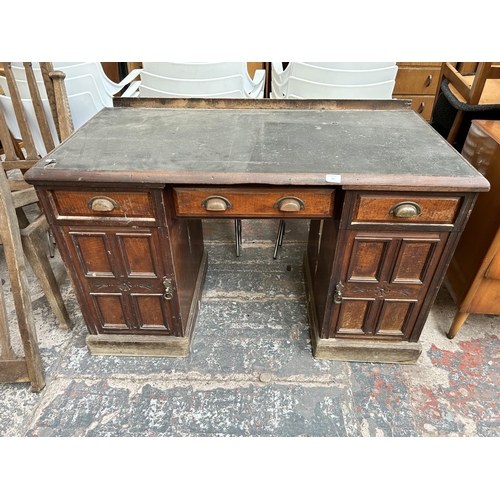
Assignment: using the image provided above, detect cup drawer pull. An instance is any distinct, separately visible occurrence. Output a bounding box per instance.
[389,201,422,218]
[201,196,232,211]
[274,196,305,212]
[87,196,119,212]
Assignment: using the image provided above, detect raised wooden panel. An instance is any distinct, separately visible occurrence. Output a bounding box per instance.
[71,232,115,276]
[391,238,440,284]
[347,237,389,282]
[132,294,171,331]
[337,298,374,334]
[91,293,128,329]
[376,299,417,336]
[117,233,160,277]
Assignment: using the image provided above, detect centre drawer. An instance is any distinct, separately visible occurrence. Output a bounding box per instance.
[173,187,335,218]
[352,193,462,225]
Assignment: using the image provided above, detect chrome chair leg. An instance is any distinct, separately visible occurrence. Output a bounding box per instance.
[235,218,242,257]
[47,229,56,258]
[273,219,286,259]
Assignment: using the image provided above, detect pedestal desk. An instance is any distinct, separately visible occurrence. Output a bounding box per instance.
[25,99,489,364]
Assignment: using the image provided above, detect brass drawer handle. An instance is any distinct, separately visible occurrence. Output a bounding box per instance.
[274,196,305,212]
[201,196,232,211]
[389,201,422,218]
[87,196,119,212]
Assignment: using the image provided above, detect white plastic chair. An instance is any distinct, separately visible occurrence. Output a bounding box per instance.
[0,91,99,156]
[142,62,265,95]
[137,71,264,98]
[2,72,107,107]
[136,85,249,99]
[275,77,397,100]
[11,62,142,102]
[272,62,398,89]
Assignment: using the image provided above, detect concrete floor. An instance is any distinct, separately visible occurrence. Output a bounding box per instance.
[1,217,500,437]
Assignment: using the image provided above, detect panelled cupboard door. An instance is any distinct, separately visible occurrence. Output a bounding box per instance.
[60,225,178,335]
[330,230,449,341]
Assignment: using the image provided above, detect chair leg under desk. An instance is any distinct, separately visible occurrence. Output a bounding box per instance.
[235,218,242,257]
[273,219,286,259]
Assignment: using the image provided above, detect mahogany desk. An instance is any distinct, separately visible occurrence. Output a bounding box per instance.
[25,100,489,364]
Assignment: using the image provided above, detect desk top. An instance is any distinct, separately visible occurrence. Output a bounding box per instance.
[26,106,489,192]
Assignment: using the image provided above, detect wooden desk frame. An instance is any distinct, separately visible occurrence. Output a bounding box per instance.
[25,99,489,364]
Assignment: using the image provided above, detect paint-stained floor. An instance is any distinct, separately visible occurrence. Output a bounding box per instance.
[1,218,500,437]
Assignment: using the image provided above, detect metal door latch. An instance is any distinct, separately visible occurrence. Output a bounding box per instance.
[334,281,343,304]
[163,277,173,300]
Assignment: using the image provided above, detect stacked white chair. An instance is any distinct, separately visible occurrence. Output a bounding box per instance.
[0,62,142,155]
[124,62,265,99]
[270,62,398,99]
[270,62,398,258]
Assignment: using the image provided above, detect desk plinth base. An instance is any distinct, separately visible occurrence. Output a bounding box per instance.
[312,338,422,364]
[303,251,422,364]
[86,250,208,357]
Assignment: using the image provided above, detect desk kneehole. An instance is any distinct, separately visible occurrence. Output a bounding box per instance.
[173,187,335,218]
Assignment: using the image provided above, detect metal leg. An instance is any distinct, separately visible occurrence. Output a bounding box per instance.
[273,219,286,259]
[235,218,242,257]
[47,229,56,258]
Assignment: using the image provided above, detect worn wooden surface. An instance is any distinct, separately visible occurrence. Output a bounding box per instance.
[114,96,411,110]
[25,106,489,192]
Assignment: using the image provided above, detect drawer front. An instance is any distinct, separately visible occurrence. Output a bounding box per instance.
[393,95,436,120]
[49,189,158,223]
[173,187,335,218]
[393,67,441,95]
[352,194,462,225]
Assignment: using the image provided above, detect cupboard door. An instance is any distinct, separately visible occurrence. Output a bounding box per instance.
[61,226,178,335]
[330,230,448,341]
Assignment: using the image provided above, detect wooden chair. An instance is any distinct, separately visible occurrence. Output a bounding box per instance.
[432,62,500,148]
[0,62,73,392]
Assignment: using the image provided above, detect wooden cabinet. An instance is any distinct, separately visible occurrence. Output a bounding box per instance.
[330,228,449,341]
[445,119,500,337]
[306,189,475,362]
[40,186,207,356]
[393,62,442,121]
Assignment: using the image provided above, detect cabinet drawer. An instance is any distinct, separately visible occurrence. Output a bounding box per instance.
[173,187,335,218]
[49,189,158,223]
[393,95,436,120]
[352,194,462,225]
[393,68,441,95]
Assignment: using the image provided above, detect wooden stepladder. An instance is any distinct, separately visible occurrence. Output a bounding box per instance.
[0,62,73,391]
